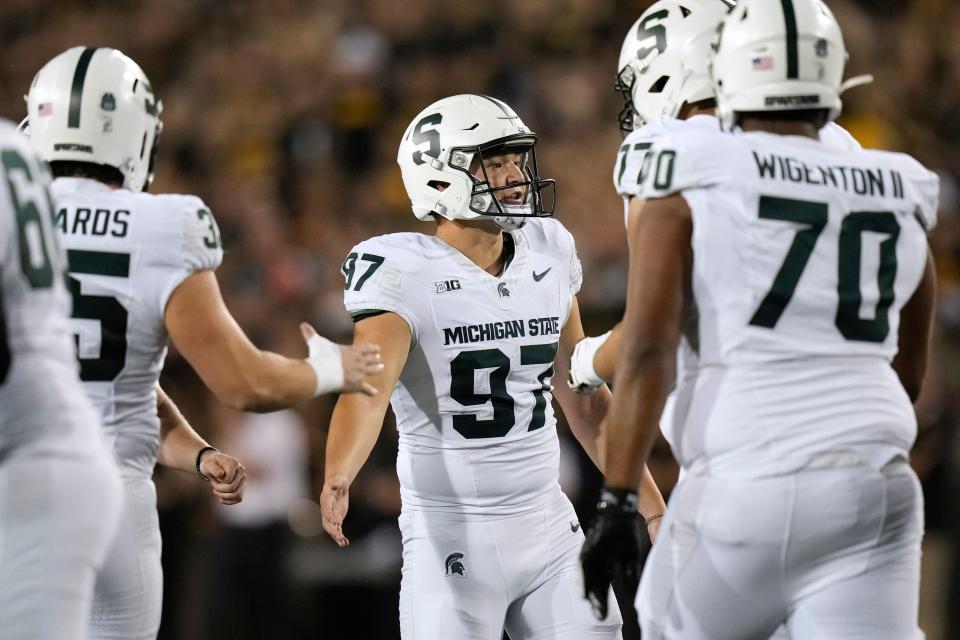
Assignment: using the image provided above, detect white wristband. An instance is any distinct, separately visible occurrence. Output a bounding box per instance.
[305,333,344,396]
[569,331,611,393]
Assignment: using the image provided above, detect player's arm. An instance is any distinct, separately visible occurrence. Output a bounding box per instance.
[156,385,246,504]
[321,312,411,548]
[604,193,691,491]
[580,193,691,618]
[892,251,936,402]
[568,195,645,391]
[593,195,649,381]
[165,270,381,412]
[555,299,667,531]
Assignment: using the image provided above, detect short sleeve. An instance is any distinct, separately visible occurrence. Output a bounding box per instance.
[819,123,862,151]
[568,231,583,296]
[613,129,658,200]
[637,130,723,200]
[901,158,940,232]
[342,238,418,338]
[153,196,224,316]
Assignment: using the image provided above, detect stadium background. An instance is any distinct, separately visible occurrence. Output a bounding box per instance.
[2,0,958,637]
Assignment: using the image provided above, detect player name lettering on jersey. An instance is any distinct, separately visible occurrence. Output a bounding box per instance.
[56,206,130,237]
[442,316,561,346]
[753,151,906,199]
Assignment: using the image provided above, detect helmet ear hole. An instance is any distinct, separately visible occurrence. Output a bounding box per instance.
[427,180,450,192]
[649,76,670,93]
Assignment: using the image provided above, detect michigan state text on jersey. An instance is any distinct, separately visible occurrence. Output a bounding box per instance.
[322,94,667,640]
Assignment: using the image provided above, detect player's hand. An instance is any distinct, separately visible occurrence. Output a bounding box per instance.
[339,343,382,396]
[300,323,382,396]
[199,451,246,505]
[580,488,643,620]
[320,474,351,547]
[568,333,609,394]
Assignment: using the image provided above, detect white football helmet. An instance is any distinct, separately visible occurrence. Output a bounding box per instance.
[615,0,735,130]
[710,0,871,130]
[396,94,555,231]
[24,46,163,192]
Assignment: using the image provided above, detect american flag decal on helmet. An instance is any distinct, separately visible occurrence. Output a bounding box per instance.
[752,55,774,71]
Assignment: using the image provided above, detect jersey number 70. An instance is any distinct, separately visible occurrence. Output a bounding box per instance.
[749,195,900,343]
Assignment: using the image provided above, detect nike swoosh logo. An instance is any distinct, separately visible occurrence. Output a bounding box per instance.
[533,268,552,282]
[570,522,580,533]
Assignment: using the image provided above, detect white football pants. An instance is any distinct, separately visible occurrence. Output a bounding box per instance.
[90,474,163,640]
[637,458,924,639]
[0,453,122,640]
[399,489,623,640]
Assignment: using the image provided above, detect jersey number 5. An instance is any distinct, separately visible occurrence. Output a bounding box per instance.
[749,195,900,343]
[67,250,130,381]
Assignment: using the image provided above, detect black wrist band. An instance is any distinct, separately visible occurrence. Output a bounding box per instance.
[598,487,639,514]
[195,446,218,481]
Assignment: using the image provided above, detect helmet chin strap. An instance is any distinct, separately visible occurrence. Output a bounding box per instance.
[494,216,526,231]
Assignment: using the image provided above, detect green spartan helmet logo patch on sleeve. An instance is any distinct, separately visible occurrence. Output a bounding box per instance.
[444,552,466,577]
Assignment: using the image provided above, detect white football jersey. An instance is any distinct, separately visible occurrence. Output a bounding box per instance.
[611,116,724,448]
[637,125,938,477]
[51,177,224,475]
[0,120,105,459]
[613,115,861,216]
[343,218,581,515]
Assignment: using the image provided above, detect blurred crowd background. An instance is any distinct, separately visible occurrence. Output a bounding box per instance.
[2,0,959,638]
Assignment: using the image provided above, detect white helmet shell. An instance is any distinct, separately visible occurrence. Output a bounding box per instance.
[616,0,735,130]
[710,0,853,130]
[396,94,555,229]
[25,46,163,192]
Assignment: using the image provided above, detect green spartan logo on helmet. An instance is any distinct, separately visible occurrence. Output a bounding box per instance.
[445,552,466,577]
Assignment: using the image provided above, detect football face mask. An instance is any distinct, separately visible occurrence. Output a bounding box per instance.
[451,138,556,223]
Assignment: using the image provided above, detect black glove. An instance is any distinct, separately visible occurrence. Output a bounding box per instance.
[580,487,643,620]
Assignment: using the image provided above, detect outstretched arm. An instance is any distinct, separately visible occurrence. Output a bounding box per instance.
[165,270,382,412]
[156,385,246,505]
[554,298,667,537]
[604,194,692,490]
[321,312,411,547]
[568,195,646,390]
[579,193,692,620]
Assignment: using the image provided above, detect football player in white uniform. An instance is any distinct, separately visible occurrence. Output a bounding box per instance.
[22,47,383,640]
[570,0,865,407]
[572,4,862,635]
[0,119,122,639]
[581,1,937,638]
[320,94,667,639]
